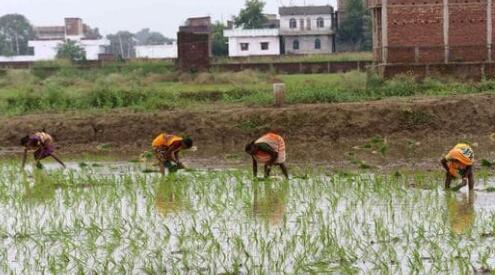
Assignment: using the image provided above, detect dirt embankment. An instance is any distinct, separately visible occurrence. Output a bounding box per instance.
[1,94,495,170]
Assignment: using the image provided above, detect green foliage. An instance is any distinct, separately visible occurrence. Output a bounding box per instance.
[235,0,267,29]
[2,66,495,115]
[212,22,228,57]
[481,159,493,168]
[56,40,86,62]
[134,28,173,46]
[338,0,371,51]
[0,14,35,56]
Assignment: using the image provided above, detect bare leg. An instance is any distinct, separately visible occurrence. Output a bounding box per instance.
[468,170,475,191]
[159,162,165,175]
[21,149,28,170]
[50,154,66,168]
[264,165,271,178]
[279,163,289,179]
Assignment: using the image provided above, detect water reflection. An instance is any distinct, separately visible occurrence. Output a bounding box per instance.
[252,181,289,226]
[446,191,476,234]
[155,176,187,217]
[23,170,56,203]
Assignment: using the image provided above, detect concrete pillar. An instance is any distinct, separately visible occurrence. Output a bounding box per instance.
[273,83,285,107]
[381,0,388,64]
[488,0,493,62]
[443,0,449,63]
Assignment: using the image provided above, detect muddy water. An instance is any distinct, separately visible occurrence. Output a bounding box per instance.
[1,161,495,273]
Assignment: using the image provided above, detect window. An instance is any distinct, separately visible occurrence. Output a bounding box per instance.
[293,40,300,50]
[289,18,297,29]
[317,17,324,28]
[300,19,305,31]
[315,39,321,49]
[240,43,249,51]
[307,18,311,30]
[261,42,269,50]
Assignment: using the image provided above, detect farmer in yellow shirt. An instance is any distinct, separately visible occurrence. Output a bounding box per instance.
[152,133,193,174]
[441,143,474,191]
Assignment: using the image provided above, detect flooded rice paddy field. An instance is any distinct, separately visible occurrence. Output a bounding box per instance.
[1,161,495,274]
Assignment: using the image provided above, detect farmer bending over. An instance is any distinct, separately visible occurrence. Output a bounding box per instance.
[441,143,475,191]
[245,133,289,179]
[152,133,193,174]
[21,130,66,169]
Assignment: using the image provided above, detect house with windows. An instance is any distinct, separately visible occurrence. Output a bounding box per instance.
[223,29,280,57]
[279,5,336,55]
[0,18,109,62]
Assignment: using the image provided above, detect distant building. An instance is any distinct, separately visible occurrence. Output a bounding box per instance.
[262,14,281,29]
[279,5,336,55]
[0,18,109,62]
[135,43,178,59]
[177,16,212,71]
[224,29,280,57]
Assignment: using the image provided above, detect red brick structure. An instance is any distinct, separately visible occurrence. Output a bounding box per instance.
[369,0,495,79]
[64,18,84,36]
[177,17,212,72]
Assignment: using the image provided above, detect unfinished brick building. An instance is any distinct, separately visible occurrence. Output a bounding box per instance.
[177,17,212,72]
[369,0,495,79]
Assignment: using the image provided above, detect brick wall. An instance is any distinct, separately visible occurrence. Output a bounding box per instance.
[177,32,210,72]
[371,0,494,65]
[448,1,486,46]
[387,5,444,47]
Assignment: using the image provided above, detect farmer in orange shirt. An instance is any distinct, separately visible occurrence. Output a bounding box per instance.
[152,133,193,174]
[245,133,288,179]
[441,143,475,191]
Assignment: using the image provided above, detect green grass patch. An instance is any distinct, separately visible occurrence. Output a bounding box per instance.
[1,64,495,116]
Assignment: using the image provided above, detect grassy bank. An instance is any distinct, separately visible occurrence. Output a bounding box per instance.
[1,62,495,116]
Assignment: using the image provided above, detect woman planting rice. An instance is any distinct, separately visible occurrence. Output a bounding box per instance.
[152,133,193,174]
[441,143,475,191]
[20,130,66,169]
[245,132,289,179]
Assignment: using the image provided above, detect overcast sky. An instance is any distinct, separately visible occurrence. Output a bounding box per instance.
[2,0,338,38]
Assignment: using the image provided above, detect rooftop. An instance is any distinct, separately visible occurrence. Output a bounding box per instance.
[279,5,334,16]
[224,28,279,38]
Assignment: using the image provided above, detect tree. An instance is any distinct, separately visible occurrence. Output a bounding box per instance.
[0,14,35,56]
[235,0,266,29]
[106,31,136,59]
[337,0,371,51]
[134,28,174,45]
[56,40,86,62]
[212,22,228,57]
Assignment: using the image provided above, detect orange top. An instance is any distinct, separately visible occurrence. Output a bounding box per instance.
[446,143,474,177]
[254,133,286,164]
[152,134,183,148]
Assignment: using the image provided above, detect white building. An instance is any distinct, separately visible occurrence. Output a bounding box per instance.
[224,29,280,57]
[279,6,336,55]
[135,43,178,59]
[0,18,109,62]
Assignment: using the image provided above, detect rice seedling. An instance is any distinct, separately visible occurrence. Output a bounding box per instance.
[0,160,493,273]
